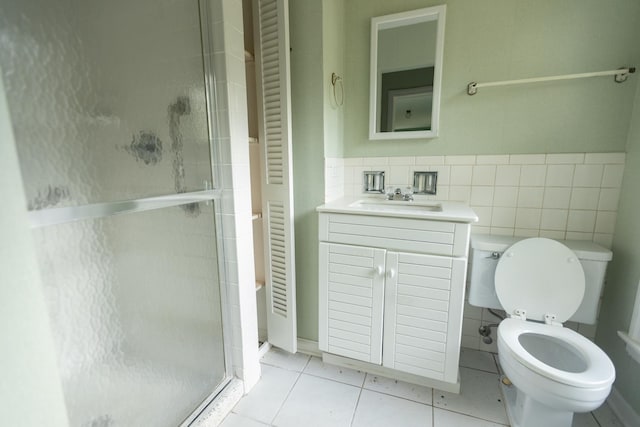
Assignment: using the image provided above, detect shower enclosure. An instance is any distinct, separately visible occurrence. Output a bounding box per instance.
[0,0,231,425]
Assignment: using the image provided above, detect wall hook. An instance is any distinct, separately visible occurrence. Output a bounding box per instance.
[331,72,344,106]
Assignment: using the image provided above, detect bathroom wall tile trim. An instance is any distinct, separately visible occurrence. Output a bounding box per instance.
[325,152,625,351]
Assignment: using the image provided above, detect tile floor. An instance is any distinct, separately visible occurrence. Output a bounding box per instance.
[220,347,624,427]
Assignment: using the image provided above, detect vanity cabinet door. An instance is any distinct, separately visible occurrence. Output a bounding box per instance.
[382,252,466,382]
[319,242,386,364]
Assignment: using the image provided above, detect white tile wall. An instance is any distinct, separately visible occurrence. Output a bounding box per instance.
[325,152,626,352]
[324,157,345,202]
[333,152,625,245]
[213,0,260,390]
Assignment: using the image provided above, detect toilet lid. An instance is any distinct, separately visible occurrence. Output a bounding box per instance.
[495,238,585,323]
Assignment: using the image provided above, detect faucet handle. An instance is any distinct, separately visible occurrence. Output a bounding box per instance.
[385,186,395,200]
[403,186,414,201]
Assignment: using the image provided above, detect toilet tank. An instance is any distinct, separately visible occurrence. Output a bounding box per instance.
[468,234,612,324]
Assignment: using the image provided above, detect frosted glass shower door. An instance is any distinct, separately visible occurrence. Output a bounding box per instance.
[0,0,215,208]
[0,0,230,425]
[32,202,227,426]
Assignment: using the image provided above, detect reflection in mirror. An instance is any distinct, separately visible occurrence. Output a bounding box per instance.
[369,5,446,140]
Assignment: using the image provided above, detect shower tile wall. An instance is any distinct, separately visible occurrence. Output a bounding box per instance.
[325,152,625,351]
[209,0,262,388]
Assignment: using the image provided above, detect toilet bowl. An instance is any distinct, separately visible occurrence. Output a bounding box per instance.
[483,237,615,427]
[498,318,615,413]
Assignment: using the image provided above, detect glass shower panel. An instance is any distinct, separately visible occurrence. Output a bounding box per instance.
[32,201,225,426]
[0,0,213,209]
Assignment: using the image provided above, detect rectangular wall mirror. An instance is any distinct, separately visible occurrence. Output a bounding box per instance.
[369,5,446,140]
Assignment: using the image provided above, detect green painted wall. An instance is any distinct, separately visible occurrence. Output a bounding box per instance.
[290,0,345,340]
[344,0,640,157]
[596,70,640,414]
[323,0,345,158]
[290,0,325,340]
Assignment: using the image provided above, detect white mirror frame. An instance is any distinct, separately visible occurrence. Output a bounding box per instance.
[369,5,446,140]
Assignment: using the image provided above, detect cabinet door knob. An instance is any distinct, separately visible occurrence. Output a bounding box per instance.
[375,265,384,276]
[387,268,396,279]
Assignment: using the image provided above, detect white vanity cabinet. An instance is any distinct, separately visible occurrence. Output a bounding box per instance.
[317,203,475,386]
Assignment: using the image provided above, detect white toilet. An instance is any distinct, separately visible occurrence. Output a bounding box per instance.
[468,235,616,427]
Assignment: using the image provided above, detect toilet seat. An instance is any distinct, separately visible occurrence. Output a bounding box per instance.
[495,238,585,323]
[499,318,615,389]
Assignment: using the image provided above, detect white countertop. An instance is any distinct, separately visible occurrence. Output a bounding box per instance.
[317,196,478,223]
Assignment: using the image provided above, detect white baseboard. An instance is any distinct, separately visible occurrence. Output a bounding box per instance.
[258,341,272,359]
[607,387,640,427]
[322,352,460,394]
[296,338,322,357]
[294,339,459,393]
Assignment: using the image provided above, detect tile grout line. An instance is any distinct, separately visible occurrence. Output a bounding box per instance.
[358,369,366,388]
[348,384,364,427]
[301,370,365,388]
[436,406,510,427]
[492,352,501,374]
[591,410,604,427]
[265,355,311,426]
[432,382,435,427]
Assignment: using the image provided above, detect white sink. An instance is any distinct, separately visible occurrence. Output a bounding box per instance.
[317,197,478,223]
[348,199,443,213]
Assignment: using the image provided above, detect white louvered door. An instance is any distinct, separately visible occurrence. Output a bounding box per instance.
[382,252,467,382]
[319,243,386,364]
[253,0,297,352]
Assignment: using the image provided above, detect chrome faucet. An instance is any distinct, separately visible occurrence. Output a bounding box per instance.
[387,187,414,201]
